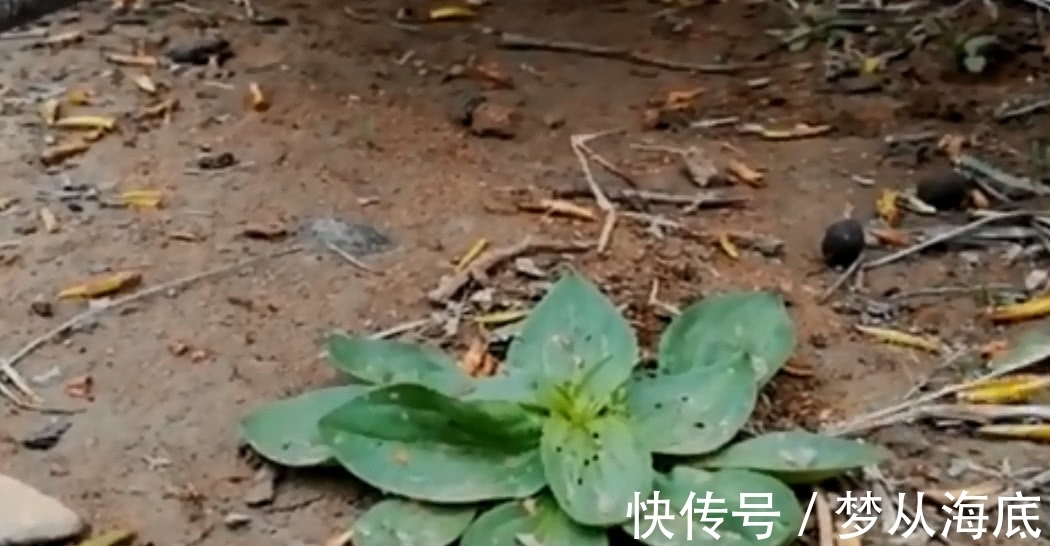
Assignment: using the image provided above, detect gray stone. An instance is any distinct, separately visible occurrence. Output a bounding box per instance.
[0,474,83,545]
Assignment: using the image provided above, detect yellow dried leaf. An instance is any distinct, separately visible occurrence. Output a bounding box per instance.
[860,56,883,74]
[459,337,498,377]
[875,188,901,226]
[854,324,943,354]
[455,238,488,271]
[75,528,136,546]
[105,53,158,67]
[428,5,476,20]
[988,295,1050,322]
[120,189,162,208]
[40,140,90,165]
[956,374,1050,404]
[725,158,764,187]
[246,82,269,112]
[53,115,117,131]
[717,233,740,259]
[65,89,93,105]
[39,99,60,125]
[978,424,1050,442]
[132,74,157,94]
[59,271,142,299]
[39,207,59,233]
[474,309,529,325]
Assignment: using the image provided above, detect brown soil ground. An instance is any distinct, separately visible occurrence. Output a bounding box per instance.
[2,0,1050,544]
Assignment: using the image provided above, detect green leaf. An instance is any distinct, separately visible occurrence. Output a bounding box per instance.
[626,467,803,546]
[463,372,539,406]
[507,272,638,403]
[460,495,608,546]
[659,291,795,386]
[627,361,757,456]
[353,499,476,546]
[327,334,473,396]
[694,430,889,484]
[239,385,369,467]
[318,384,546,503]
[540,412,653,526]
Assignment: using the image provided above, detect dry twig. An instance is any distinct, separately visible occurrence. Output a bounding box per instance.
[498,32,778,74]
[427,237,592,303]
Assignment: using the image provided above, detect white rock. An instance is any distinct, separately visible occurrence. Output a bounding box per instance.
[0,474,84,545]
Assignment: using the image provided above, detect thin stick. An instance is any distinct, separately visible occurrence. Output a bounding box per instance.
[498,32,777,74]
[817,252,864,303]
[325,241,382,274]
[863,210,1035,270]
[0,245,302,406]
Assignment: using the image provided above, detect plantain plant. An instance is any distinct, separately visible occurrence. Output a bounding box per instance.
[240,272,887,546]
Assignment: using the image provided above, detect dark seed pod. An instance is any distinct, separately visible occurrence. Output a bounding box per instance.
[916,171,970,211]
[821,218,865,268]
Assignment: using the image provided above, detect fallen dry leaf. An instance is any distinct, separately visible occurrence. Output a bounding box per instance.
[120,189,162,208]
[42,30,83,47]
[875,188,901,226]
[455,238,488,272]
[240,222,288,240]
[53,115,117,132]
[65,375,94,401]
[470,61,514,88]
[855,324,943,354]
[64,88,93,106]
[977,423,1050,442]
[132,73,157,94]
[246,82,270,112]
[40,140,90,166]
[739,122,832,140]
[956,374,1050,404]
[39,99,60,125]
[725,158,764,187]
[136,98,178,121]
[664,87,703,110]
[781,359,815,378]
[474,309,529,325]
[59,271,142,299]
[428,5,476,20]
[105,53,158,67]
[518,199,597,221]
[459,337,498,377]
[717,232,740,259]
[988,295,1050,322]
[39,207,59,233]
[868,227,910,247]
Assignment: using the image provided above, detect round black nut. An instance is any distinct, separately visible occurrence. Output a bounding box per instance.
[821,218,865,268]
[916,171,970,211]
